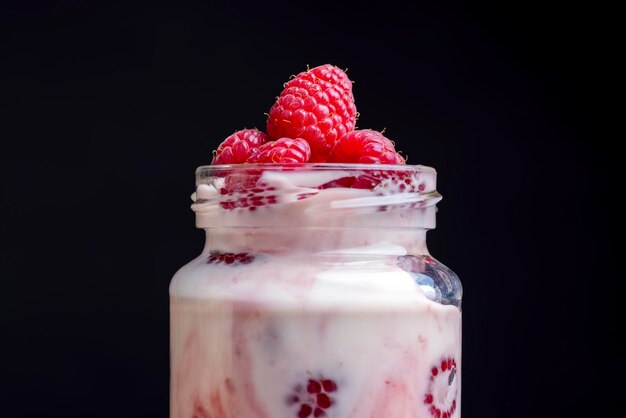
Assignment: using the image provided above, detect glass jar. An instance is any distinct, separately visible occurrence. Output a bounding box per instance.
[170,164,462,418]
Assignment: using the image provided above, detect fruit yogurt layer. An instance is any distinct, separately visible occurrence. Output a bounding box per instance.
[170,65,462,418]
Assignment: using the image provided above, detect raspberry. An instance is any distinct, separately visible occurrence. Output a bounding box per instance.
[350,169,420,192]
[267,64,357,162]
[223,170,262,192]
[217,164,317,210]
[212,129,268,165]
[319,168,422,195]
[329,129,405,164]
[207,251,255,265]
[425,356,459,418]
[218,185,278,210]
[247,137,311,163]
[287,377,338,418]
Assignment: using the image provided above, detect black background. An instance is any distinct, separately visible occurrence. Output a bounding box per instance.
[1,1,613,417]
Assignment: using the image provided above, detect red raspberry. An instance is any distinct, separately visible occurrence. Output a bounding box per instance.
[206,251,255,265]
[212,129,268,165]
[329,129,405,164]
[218,184,278,210]
[425,356,459,418]
[267,64,357,162]
[247,137,311,163]
[287,377,338,418]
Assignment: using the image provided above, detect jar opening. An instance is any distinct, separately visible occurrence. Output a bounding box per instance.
[192,163,441,229]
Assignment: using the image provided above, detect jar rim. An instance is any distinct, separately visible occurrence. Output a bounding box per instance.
[196,163,436,176]
[192,163,441,229]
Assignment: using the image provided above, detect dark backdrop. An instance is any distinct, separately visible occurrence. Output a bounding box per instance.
[1,1,612,417]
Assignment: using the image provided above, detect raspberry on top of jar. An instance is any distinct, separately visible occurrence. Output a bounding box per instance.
[211,64,405,167]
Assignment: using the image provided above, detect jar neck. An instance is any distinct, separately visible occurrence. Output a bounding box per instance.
[192,164,441,231]
[203,227,429,255]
